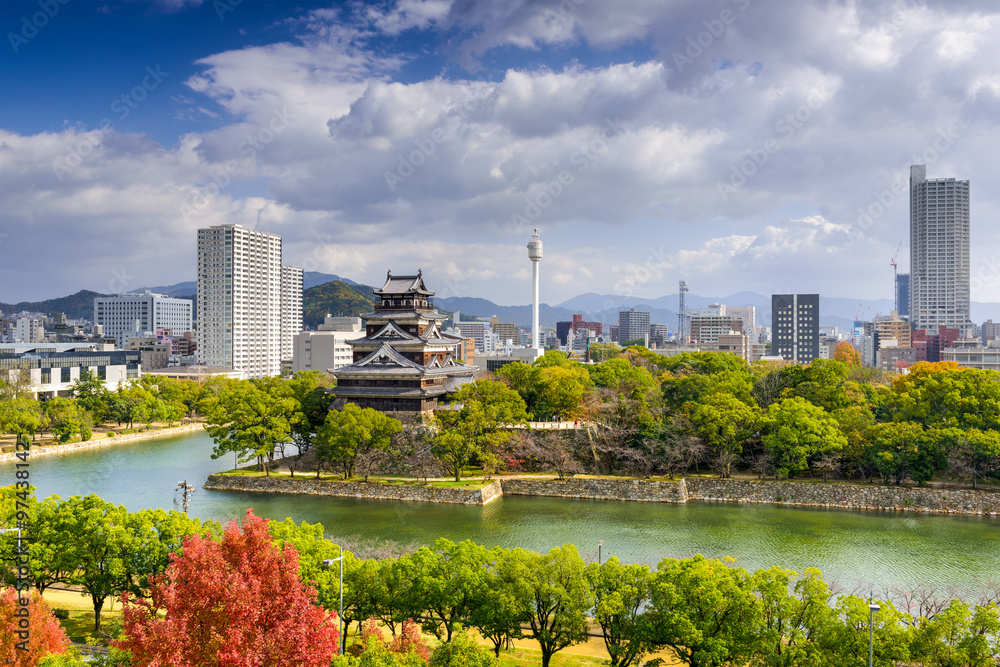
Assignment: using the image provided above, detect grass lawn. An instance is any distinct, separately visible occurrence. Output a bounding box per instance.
[498,648,608,667]
[55,608,122,645]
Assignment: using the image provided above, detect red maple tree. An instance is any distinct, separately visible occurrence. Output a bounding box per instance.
[119,509,339,667]
[0,587,70,667]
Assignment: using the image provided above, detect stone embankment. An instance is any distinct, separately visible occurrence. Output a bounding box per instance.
[0,423,205,463]
[685,478,1000,515]
[203,474,1000,516]
[204,475,503,506]
[501,477,688,503]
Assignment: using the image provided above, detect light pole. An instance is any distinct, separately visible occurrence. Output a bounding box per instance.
[869,595,880,667]
[323,550,345,655]
[598,540,603,565]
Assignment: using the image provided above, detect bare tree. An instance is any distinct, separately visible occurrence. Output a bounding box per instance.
[745,452,778,480]
[812,453,842,482]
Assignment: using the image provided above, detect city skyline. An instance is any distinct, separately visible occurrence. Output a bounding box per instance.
[1,0,999,307]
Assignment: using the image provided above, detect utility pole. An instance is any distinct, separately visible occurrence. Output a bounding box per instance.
[174,480,196,515]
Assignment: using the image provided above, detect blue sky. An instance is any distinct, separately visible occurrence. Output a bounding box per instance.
[1,0,998,308]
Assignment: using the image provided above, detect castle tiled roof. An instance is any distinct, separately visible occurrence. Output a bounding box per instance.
[373,270,434,296]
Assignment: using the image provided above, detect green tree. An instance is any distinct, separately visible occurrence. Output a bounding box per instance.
[911,600,1000,666]
[762,397,846,477]
[410,538,490,642]
[535,365,593,420]
[43,398,86,443]
[432,379,528,481]
[495,362,543,416]
[584,557,657,667]
[813,595,913,666]
[315,403,402,480]
[203,378,298,476]
[467,547,529,657]
[865,421,939,485]
[751,566,837,665]
[506,545,593,667]
[71,368,112,422]
[687,393,760,478]
[649,555,761,667]
[285,371,334,476]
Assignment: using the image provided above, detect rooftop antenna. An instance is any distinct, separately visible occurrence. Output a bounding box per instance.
[254,206,265,232]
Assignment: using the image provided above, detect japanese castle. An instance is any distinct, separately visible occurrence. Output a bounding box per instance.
[330,270,478,413]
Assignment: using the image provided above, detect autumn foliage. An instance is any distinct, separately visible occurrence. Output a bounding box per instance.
[119,509,339,667]
[0,588,70,667]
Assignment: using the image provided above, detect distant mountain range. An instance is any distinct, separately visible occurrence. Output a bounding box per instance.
[6,273,999,334]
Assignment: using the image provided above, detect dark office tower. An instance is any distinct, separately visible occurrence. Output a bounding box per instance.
[895,272,910,318]
[909,165,972,335]
[771,294,820,364]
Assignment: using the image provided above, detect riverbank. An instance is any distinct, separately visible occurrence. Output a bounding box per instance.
[0,423,206,463]
[202,474,1000,516]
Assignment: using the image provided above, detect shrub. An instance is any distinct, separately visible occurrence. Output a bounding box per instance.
[429,631,499,667]
[53,608,70,620]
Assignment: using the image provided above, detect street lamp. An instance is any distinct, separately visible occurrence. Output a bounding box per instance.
[323,550,345,655]
[597,540,603,565]
[868,595,881,667]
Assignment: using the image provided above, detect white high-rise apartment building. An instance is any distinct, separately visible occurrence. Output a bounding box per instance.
[197,224,295,379]
[94,292,193,348]
[281,265,303,363]
[909,165,972,336]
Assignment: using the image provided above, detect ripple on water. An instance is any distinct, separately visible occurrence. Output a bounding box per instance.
[4,432,999,592]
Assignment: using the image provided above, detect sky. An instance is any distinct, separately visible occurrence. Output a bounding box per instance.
[1,0,998,307]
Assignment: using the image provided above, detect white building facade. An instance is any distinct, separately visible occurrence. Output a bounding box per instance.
[280,265,304,364]
[291,316,362,373]
[909,165,972,335]
[94,292,193,348]
[197,224,290,379]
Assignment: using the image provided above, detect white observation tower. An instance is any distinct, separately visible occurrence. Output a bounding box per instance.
[528,229,543,350]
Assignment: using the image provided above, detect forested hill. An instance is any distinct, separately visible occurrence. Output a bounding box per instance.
[0,290,109,319]
[302,280,377,328]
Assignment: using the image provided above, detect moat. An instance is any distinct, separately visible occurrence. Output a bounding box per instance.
[7,429,998,593]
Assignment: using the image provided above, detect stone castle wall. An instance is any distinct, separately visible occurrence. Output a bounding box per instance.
[202,473,999,516]
[204,474,500,505]
[684,478,1000,515]
[501,477,688,503]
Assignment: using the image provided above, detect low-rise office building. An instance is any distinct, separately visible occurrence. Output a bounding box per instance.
[0,345,141,398]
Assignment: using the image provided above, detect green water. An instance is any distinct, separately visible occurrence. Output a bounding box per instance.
[6,431,998,593]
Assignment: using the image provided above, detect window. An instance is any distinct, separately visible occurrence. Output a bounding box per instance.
[61,367,71,383]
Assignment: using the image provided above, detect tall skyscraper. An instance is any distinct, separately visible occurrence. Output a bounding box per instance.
[771,294,819,364]
[909,165,972,335]
[280,265,303,364]
[197,224,301,379]
[94,291,193,348]
[895,273,910,319]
